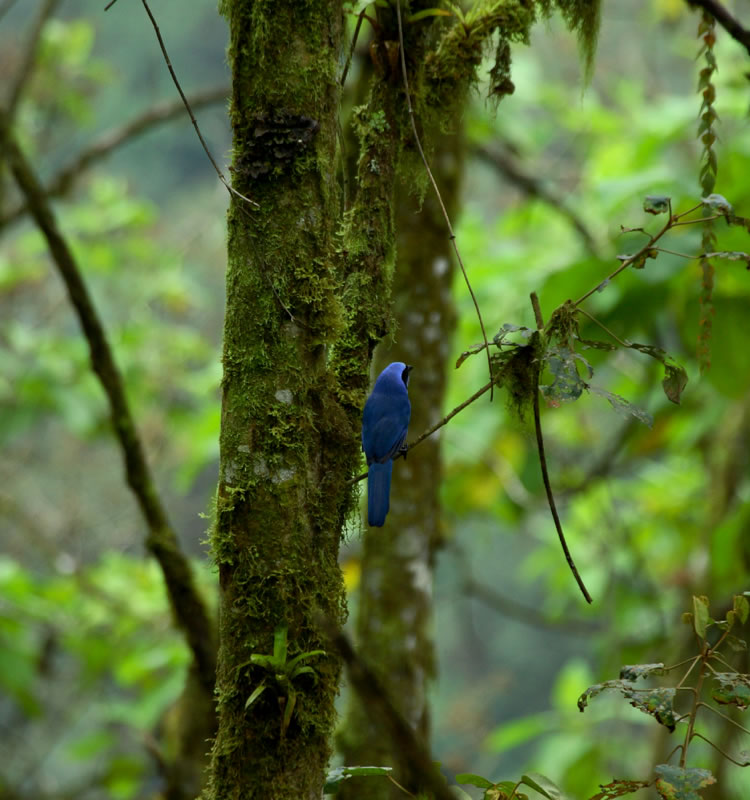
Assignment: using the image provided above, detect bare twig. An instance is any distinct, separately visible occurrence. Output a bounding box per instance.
[463,577,599,634]
[685,0,750,55]
[576,307,631,349]
[692,731,750,767]
[105,0,257,209]
[6,0,59,119]
[473,142,599,254]
[348,372,501,485]
[0,86,229,228]
[317,615,455,800]
[395,0,494,399]
[0,107,217,691]
[533,338,593,604]
[573,200,675,308]
[340,9,367,90]
[680,652,707,767]
[530,291,544,330]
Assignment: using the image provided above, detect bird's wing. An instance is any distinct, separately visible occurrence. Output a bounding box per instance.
[368,413,409,463]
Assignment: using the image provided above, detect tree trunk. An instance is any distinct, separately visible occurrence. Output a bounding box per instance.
[338,128,462,798]
[205,3,349,798]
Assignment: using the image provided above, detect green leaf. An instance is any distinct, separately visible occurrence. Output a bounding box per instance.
[588,385,653,427]
[693,595,710,639]
[286,649,325,672]
[662,363,688,405]
[281,687,296,736]
[407,8,453,22]
[588,778,653,799]
[520,772,569,799]
[272,626,288,665]
[711,673,750,709]
[643,195,671,214]
[456,773,494,789]
[245,681,267,709]
[734,595,749,625]
[540,345,592,404]
[578,679,625,711]
[619,663,666,681]
[324,766,392,794]
[579,680,676,730]
[654,765,715,800]
[622,687,676,731]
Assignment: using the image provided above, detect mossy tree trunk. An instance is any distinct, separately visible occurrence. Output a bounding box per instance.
[338,129,462,799]
[205,2,350,798]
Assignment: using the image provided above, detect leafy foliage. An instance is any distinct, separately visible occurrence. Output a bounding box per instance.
[654,765,716,800]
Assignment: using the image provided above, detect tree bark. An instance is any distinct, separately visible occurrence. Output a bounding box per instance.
[338,128,462,799]
[205,3,350,798]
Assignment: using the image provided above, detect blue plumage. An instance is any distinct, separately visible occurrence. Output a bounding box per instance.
[361,362,412,527]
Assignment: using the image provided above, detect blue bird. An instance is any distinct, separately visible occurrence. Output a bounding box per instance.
[362,361,413,527]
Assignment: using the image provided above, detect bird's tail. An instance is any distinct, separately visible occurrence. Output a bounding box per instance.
[367,460,393,527]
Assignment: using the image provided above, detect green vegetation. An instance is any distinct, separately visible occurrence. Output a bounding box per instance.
[2,1,750,799]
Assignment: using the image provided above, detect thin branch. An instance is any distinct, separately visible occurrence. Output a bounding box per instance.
[680,653,707,767]
[394,0,494,399]
[317,615,455,800]
[670,213,722,226]
[0,106,217,692]
[6,0,59,119]
[348,373,500,485]
[473,142,599,254]
[1,87,229,228]
[463,577,599,634]
[106,0,257,208]
[665,655,702,673]
[685,0,750,55]
[340,9,367,91]
[573,201,675,307]
[576,307,631,349]
[652,246,700,259]
[530,291,544,329]
[697,701,750,737]
[692,731,750,766]
[711,651,743,672]
[533,344,593,604]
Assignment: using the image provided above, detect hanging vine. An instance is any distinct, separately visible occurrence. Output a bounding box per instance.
[697,10,718,372]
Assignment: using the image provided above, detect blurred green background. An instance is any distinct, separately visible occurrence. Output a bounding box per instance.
[2,1,749,798]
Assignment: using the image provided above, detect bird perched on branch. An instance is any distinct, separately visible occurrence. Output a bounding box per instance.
[361,362,412,527]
